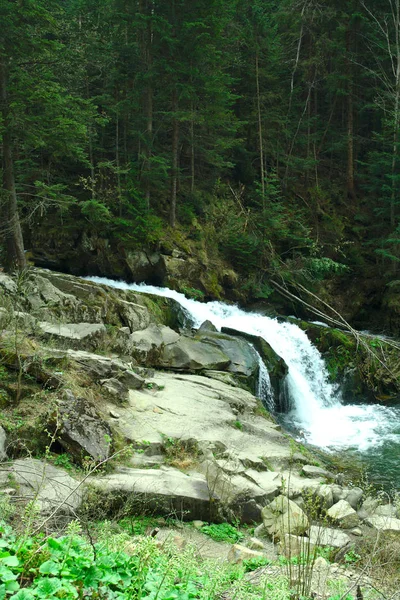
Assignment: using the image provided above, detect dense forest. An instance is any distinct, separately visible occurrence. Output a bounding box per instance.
[1,0,400,328]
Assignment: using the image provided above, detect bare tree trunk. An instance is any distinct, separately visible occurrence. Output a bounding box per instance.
[0,60,26,271]
[346,26,356,200]
[170,87,179,228]
[255,48,265,204]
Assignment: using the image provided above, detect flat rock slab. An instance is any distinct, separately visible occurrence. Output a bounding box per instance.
[38,322,106,349]
[309,525,351,548]
[0,458,83,516]
[366,516,400,533]
[107,371,297,477]
[89,466,218,521]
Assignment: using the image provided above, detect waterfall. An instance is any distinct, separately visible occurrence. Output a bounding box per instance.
[256,355,275,412]
[87,277,399,455]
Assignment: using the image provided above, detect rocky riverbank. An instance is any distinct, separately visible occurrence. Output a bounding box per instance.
[0,269,399,598]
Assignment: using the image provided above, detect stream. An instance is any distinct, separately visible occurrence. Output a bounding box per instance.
[88,276,400,490]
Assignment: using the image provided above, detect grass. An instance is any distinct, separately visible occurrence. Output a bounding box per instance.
[200,522,244,544]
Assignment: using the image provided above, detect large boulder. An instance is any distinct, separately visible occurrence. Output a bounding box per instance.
[159,337,231,371]
[0,458,83,516]
[365,516,400,533]
[261,495,309,540]
[38,322,106,350]
[220,327,288,404]
[128,324,180,364]
[48,390,112,462]
[280,526,351,558]
[88,466,219,521]
[195,330,260,389]
[326,500,359,529]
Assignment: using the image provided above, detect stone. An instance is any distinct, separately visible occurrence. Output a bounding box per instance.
[301,465,332,479]
[357,496,381,520]
[262,495,309,540]
[0,458,83,516]
[160,337,231,372]
[192,520,205,530]
[327,500,359,529]
[195,330,260,380]
[220,327,288,401]
[248,537,264,550]
[365,516,400,533]
[375,504,397,517]
[101,378,128,400]
[89,467,218,521]
[38,322,106,349]
[254,524,268,539]
[228,544,264,564]
[117,299,151,332]
[198,320,218,333]
[344,487,363,510]
[128,324,180,364]
[315,484,334,509]
[0,274,17,295]
[0,426,6,461]
[109,410,120,419]
[331,484,345,504]
[50,390,112,462]
[308,525,351,549]
[351,528,362,536]
[198,459,268,523]
[65,350,144,391]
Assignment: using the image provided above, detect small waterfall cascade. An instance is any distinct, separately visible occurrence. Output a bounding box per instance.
[87,277,400,455]
[256,355,274,412]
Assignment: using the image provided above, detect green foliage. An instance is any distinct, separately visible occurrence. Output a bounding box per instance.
[243,556,272,572]
[200,523,244,544]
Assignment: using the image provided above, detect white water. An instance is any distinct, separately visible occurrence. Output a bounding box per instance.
[87,276,399,455]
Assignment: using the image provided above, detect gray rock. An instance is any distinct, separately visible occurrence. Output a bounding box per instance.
[160,337,231,371]
[195,331,259,380]
[253,523,268,538]
[327,500,359,529]
[0,458,83,516]
[309,525,351,549]
[331,484,345,504]
[0,274,17,295]
[38,322,106,349]
[198,320,218,333]
[50,390,112,462]
[301,465,332,479]
[89,466,218,521]
[366,515,400,533]
[0,426,7,461]
[358,496,381,520]
[65,350,144,391]
[315,484,334,509]
[228,544,264,564]
[344,487,363,510]
[128,324,180,364]
[198,459,268,522]
[117,299,151,332]
[375,504,397,517]
[248,537,264,550]
[262,495,309,540]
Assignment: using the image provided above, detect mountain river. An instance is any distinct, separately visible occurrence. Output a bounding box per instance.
[88,277,400,490]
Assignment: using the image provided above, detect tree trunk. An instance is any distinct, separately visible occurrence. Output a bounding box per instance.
[255,47,265,204]
[170,87,179,228]
[346,26,356,200]
[0,60,26,271]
